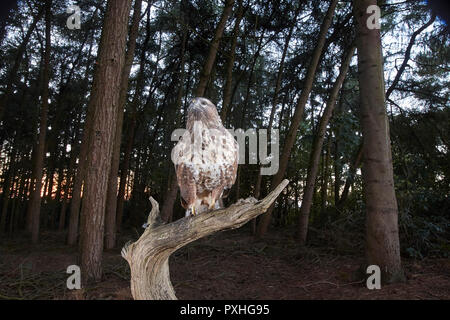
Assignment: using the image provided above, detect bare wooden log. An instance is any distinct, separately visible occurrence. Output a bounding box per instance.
[121,179,289,300]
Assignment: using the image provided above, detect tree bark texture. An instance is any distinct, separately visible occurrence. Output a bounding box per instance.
[104,0,143,250]
[353,0,404,283]
[27,0,52,244]
[79,0,132,284]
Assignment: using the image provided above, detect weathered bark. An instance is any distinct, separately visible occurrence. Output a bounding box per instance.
[79,0,132,284]
[256,0,339,237]
[353,0,404,283]
[297,45,355,244]
[122,179,289,300]
[104,0,143,250]
[26,0,52,244]
[194,0,235,97]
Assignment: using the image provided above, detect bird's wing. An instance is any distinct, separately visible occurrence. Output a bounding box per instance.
[222,129,239,190]
[173,131,197,207]
[175,162,197,208]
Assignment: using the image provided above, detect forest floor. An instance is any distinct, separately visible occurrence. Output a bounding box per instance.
[0,226,449,300]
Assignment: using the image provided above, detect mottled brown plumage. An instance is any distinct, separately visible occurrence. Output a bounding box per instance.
[172,97,238,216]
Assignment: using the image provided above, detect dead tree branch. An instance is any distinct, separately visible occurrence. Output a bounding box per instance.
[121,179,289,300]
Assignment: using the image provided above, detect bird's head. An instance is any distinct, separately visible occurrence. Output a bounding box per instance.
[187,97,222,129]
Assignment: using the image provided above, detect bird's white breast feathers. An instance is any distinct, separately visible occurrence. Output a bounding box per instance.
[172,120,238,193]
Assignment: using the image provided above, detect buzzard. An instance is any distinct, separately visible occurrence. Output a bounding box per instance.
[171,97,239,217]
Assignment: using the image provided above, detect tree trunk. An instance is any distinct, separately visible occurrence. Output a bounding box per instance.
[58,126,80,232]
[0,148,17,234]
[297,45,355,244]
[116,8,154,234]
[67,30,97,246]
[79,0,132,284]
[0,174,13,234]
[122,180,288,300]
[194,0,235,97]
[26,0,52,244]
[337,142,363,207]
[160,175,179,223]
[67,100,91,245]
[353,0,404,283]
[58,187,68,231]
[104,0,143,250]
[256,0,339,237]
[333,96,344,206]
[220,0,245,122]
[320,138,331,216]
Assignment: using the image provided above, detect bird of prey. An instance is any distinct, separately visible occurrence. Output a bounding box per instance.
[171,97,239,217]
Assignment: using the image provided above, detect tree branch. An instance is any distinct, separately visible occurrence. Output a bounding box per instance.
[385,14,436,100]
[121,179,290,300]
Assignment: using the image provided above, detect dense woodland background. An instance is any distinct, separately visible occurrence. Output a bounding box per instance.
[0,0,449,292]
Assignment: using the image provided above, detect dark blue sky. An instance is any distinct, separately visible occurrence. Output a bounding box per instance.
[425,0,450,27]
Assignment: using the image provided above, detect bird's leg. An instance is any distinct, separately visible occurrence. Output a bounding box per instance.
[185,206,196,217]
